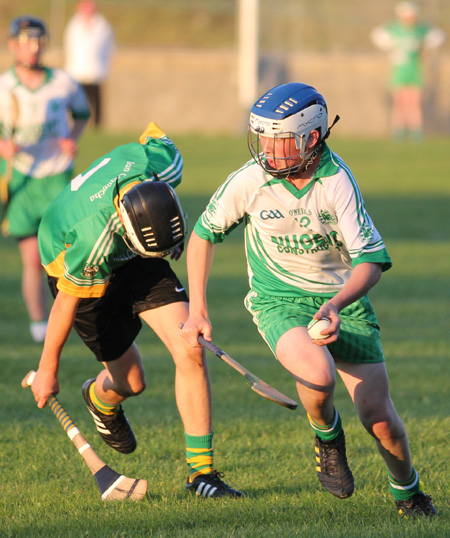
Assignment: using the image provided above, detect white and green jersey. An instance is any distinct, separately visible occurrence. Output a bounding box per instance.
[194,144,392,298]
[0,67,90,178]
[38,123,183,298]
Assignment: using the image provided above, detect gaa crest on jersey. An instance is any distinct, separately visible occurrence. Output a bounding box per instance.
[359,222,374,243]
[318,209,337,225]
[207,198,218,216]
[82,264,100,278]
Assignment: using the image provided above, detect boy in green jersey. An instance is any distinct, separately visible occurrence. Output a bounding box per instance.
[31,122,243,498]
[182,83,437,517]
[371,2,446,140]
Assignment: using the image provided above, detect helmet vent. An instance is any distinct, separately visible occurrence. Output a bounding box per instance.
[171,216,184,239]
[275,97,299,114]
[141,226,157,246]
[255,91,273,108]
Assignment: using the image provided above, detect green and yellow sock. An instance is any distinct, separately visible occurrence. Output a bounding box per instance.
[388,468,420,501]
[308,408,343,442]
[185,432,214,483]
[89,381,118,415]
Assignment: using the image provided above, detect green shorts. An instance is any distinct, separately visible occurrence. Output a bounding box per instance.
[2,168,72,239]
[244,292,385,364]
[390,64,423,89]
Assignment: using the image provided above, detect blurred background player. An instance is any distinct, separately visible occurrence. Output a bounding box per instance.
[64,0,115,128]
[0,16,90,342]
[371,1,446,141]
[31,122,243,499]
[182,82,437,517]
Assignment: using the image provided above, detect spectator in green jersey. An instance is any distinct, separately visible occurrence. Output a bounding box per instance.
[371,1,446,140]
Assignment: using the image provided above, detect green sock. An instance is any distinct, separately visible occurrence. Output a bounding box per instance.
[392,128,406,141]
[308,408,343,442]
[185,432,214,483]
[409,129,424,142]
[388,468,420,501]
[89,381,118,415]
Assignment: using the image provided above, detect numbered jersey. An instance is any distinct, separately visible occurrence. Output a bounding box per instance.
[0,67,90,178]
[38,123,183,298]
[194,144,392,298]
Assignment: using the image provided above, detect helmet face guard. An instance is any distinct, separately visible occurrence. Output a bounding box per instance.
[118,181,186,258]
[248,83,329,178]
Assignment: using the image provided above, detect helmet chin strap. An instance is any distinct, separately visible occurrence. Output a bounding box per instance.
[284,114,341,179]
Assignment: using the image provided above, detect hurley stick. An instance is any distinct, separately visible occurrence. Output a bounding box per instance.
[198,336,298,410]
[179,325,297,410]
[0,92,19,228]
[22,371,147,501]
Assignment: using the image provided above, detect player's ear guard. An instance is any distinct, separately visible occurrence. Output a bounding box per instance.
[119,180,186,258]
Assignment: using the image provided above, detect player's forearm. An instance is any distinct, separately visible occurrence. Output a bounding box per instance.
[70,119,89,141]
[327,262,382,312]
[186,231,215,316]
[38,290,81,374]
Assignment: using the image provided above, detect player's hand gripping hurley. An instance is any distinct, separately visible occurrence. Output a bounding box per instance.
[186,328,297,410]
[22,371,147,501]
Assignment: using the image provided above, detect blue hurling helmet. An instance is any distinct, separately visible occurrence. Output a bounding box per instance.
[248,83,329,178]
[9,16,48,40]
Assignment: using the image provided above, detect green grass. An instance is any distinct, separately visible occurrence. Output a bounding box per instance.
[0,132,449,537]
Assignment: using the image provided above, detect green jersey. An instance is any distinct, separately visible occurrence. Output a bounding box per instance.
[194,144,392,298]
[371,21,446,87]
[38,123,183,298]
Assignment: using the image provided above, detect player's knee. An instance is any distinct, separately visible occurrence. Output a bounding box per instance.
[115,378,146,398]
[367,417,405,443]
[291,370,335,396]
[173,347,206,372]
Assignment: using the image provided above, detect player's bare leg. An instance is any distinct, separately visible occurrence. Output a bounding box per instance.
[97,342,146,403]
[140,301,212,436]
[404,86,423,138]
[19,236,48,341]
[140,302,244,497]
[337,360,413,480]
[82,344,145,454]
[337,360,436,516]
[276,327,336,425]
[391,89,408,138]
[277,327,354,498]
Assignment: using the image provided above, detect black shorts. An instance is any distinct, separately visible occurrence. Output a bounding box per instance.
[48,256,188,362]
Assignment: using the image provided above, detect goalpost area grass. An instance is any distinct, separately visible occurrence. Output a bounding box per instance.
[0,132,449,537]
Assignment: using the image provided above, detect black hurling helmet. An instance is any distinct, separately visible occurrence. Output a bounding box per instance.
[119,181,186,258]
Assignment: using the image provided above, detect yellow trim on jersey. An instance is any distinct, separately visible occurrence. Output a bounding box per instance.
[43,249,109,298]
[139,121,166,145]
[113,180,142,213]
[57,276,109,298]
[43,250,67,278]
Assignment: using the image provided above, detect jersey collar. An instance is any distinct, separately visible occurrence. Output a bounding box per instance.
[263,143,340,198]
[10,65,52,91]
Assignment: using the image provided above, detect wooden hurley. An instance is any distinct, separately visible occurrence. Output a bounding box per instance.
[22,371,147,501]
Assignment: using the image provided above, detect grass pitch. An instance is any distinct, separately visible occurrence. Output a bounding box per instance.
[0,132,449,537]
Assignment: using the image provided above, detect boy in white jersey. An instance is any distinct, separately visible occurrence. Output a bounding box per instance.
[182,82,437,517]
[0,16,90,342]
